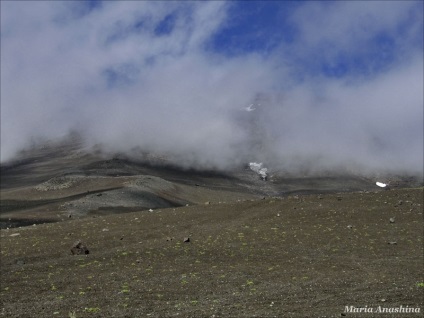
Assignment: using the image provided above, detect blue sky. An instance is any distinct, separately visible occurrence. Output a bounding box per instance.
[1,1,423,174]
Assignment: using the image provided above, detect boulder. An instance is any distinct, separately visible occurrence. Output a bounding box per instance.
[71,240,89,255]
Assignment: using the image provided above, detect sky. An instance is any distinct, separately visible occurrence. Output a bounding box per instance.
[1,1,423,175]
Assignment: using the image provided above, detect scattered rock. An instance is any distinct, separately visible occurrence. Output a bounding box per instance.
[16,259,25,266]
[9,233,20,237]
[205,201,211,205]
[166,237,173,242]
[337,197,342,201]
[102,228,109,232]
[149,209,154,212]
[277,213,280,217]
[96,193,103,197]
[183,237,190,243]
[389,218,395,223]
[388,241,397,245]
[71,240,89,255]
[347,225,353,229]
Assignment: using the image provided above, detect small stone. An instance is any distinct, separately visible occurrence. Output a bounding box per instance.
[9,233,20,237]
[70,240,89,255]
[183,237,190,243]
[277,213,280,217]
[102,228,109,232]
[347,225,353,229]
[205,201,210,205]
[388,241,397,245]
[389,218,395,223]
[149,209,154,212]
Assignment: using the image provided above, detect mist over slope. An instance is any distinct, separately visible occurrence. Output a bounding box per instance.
[1,1,423,176]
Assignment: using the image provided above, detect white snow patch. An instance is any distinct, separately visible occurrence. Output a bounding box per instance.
[245,104,256,112]
[376,182,387,188]
[249,162,268,180]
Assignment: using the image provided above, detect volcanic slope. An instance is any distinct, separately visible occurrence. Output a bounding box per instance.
[1,140,423,317]
[2,137,415,228]
[0,187,423,317]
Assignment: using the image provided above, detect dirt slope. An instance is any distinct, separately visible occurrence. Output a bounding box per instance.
[1,141,423,317]
[1,188,423,317]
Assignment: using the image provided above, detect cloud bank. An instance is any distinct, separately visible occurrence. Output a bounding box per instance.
[1,1,423,176]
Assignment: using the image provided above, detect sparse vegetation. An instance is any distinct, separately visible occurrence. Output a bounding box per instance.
[1,144,422,317]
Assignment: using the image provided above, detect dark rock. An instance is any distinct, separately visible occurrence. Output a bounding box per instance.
[16,259,25,266]
[71,240,89,255]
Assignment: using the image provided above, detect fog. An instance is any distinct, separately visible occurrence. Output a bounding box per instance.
[1,1,423,176]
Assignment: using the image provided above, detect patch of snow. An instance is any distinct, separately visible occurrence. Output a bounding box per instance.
[249,162,268,180]
[376,182,387,188]
[245,104,256,112]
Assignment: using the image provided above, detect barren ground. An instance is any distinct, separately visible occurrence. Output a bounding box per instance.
[1,142,423,317]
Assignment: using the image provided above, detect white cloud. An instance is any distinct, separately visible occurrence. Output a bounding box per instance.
[1,1,422,176]
[291,1,415,46]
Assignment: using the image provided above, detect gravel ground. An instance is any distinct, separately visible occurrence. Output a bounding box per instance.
[1,141,422,317]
